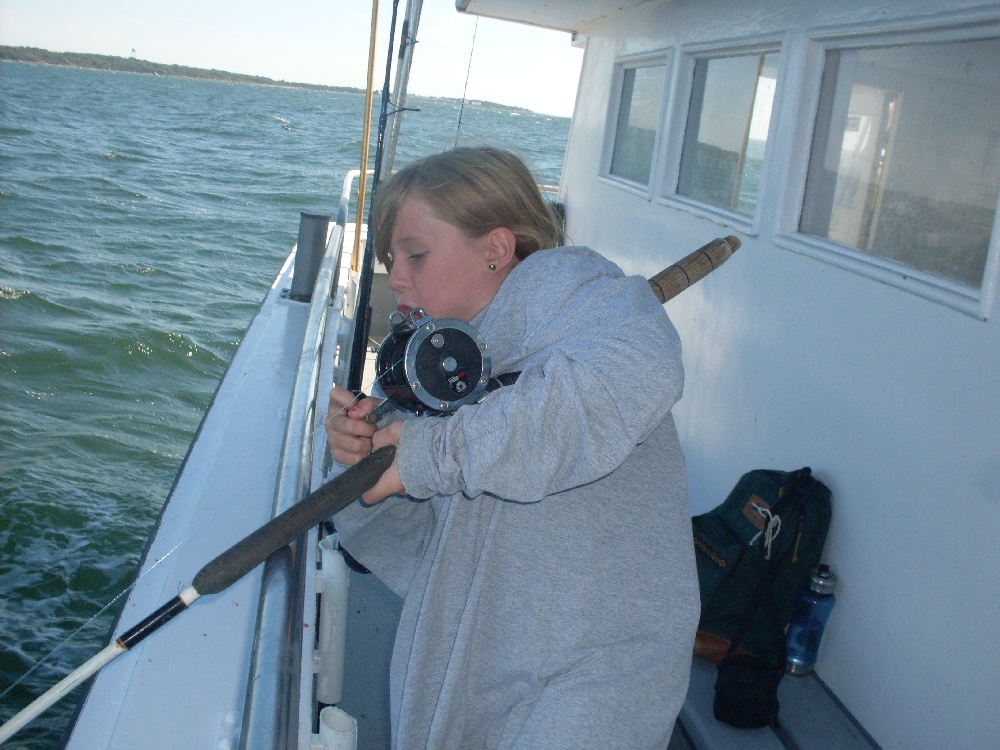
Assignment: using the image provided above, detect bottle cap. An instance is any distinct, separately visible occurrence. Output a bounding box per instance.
[809,564,837,595]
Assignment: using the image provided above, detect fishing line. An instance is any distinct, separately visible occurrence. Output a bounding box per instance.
[454,17,479,147]
[8,332,402,698]
[0,588,126,704]
[323,346,402,428]
[0,455,283,703]
[1,366,391,704]
[3,0,415,711]
[0,447,397,744]
[1,236,741,743]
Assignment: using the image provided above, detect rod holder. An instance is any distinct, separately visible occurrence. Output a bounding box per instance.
[290,212,331,301]
[315,535,351,705]
[316,706,357,750]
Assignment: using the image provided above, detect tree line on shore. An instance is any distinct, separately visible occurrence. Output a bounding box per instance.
[1,45,544,116]
[0,45,363,94]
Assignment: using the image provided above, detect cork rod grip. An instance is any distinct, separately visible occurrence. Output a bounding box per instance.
[647,235,741,303]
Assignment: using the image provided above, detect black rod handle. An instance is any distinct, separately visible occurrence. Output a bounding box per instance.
[192,446,395,595]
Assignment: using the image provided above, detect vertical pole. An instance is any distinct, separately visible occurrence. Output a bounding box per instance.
[347,0,403,393]
[290,213,330,302]
[353,0,380,273]
[379,0,424,183]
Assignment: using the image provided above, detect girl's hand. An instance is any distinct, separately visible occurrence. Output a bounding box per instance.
[325,386,379,466]
[362,421,405,506]
[325,387,405,505]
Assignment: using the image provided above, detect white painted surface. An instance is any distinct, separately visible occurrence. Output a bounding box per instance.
[64,255,319,749]
[554,2,1000,748]
[460,0,651,32]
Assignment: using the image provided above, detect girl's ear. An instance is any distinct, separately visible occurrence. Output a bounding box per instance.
[485,226,518,271]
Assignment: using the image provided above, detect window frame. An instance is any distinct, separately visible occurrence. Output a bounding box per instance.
[774,12,1000,319]
[659,35,787,234]
[600,51,672,196]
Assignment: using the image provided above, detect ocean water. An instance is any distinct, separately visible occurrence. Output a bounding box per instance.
[0,60,569,748]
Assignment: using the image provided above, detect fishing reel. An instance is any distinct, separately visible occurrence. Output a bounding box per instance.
[364,308,492,424]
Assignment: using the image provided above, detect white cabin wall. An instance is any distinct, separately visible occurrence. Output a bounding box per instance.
[561,2,1000,749]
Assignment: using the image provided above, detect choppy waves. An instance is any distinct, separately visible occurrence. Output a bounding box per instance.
[0,59,568,747]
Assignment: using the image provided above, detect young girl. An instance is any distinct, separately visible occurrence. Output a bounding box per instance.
[326,147,698,749]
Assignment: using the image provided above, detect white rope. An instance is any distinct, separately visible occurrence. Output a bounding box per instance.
[749,503,782,560]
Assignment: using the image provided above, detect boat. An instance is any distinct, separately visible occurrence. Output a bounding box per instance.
[4,0,997,748]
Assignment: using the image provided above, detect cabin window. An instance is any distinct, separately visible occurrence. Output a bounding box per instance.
[799,38,1000,291]
[608,61,667,186]
[676,52,779,215]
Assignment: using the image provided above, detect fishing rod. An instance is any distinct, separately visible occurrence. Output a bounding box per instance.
[348,0,404,393]
[363,235,743,425]
[0,447,396,745]
[0,234,740,745]
[647,235,740,304]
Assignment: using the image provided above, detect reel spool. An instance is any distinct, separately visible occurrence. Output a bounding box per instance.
[373,308,491,417]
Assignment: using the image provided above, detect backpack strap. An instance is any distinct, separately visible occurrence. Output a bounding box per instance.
[723,470,810,662]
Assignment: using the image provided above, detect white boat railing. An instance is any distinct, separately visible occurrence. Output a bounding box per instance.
[336,169,372,227]
[238,190,349,748]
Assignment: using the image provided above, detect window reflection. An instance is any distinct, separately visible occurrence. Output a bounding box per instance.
[610,63,666,185]
[800,39,1000,290]
[677,52,779,214]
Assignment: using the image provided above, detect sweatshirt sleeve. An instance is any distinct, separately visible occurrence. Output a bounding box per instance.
[397,276,684,503]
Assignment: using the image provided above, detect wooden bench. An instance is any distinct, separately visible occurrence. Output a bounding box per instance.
[675,656,881,750]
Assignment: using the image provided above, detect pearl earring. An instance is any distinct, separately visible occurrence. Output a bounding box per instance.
[488,263,497,271]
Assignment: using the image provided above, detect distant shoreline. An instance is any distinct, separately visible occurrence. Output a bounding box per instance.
[0,45,545,117]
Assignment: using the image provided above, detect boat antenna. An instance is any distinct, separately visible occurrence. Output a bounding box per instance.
[454,16,479,147]
[347,0,404,392]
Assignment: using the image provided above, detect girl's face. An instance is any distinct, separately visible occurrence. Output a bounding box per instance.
[387,194,507,322]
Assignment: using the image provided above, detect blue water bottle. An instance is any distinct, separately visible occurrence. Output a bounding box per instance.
[786,564,837,675]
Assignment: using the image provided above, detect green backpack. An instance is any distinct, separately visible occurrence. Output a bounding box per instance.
[692,467,832,671]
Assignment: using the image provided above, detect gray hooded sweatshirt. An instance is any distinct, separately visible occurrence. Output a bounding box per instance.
[333,246,699,749]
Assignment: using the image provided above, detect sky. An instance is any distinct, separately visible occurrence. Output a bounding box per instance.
[0,0,584,116]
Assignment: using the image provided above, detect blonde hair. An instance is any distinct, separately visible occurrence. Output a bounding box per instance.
[371,147,563,268]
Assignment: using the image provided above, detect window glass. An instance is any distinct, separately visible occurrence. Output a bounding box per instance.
[610,63,666,185]
[800,39,1000,290]
[677,53,779,214]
